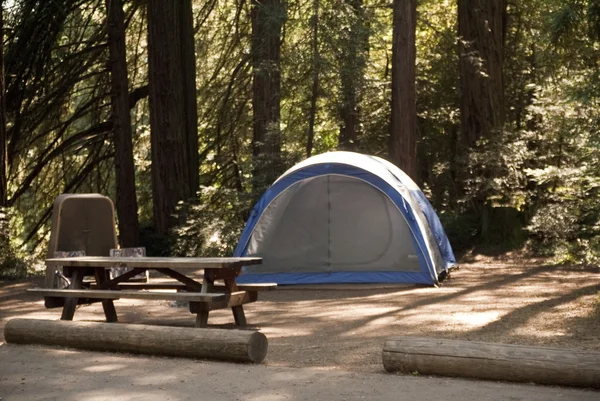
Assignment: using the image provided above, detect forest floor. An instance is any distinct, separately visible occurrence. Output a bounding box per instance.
[0,255,599,400]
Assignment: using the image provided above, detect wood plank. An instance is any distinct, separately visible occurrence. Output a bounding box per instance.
[28,288,227,303]
[5,318,268,363]
[45,256,262,269]
[158,268,203,291]
[94,282,188,290]
[226,291,249,307]
[236,283,277,291]
[96,268,149,289]
[382,336,600,389]
[44,297,104,309]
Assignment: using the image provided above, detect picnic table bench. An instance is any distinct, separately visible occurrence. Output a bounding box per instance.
[29,256,275,327]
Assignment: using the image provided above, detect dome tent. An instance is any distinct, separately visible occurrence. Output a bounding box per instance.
[234,151,456,286]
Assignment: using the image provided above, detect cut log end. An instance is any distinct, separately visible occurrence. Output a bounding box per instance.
[247,331,269,363]
[4,318,268,364]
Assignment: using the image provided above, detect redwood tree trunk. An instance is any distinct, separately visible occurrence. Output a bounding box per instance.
[389,0,417,181]
[338,0,367,151]
[306,0,320,158]
[0,1,9,254]
[458,0,506,146]
[147,0,199,235]
[458,0,507,239]
[105,0,140,247]
[180,0,199,194]
[251,0,285,193]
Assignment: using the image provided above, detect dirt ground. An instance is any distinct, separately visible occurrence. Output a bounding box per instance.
[0,255,599,399]
[1,255,599,372]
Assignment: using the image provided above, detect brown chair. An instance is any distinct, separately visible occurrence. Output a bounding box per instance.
[45,194,118,288]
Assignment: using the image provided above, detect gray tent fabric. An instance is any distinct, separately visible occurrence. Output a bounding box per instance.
[247,175,422,274]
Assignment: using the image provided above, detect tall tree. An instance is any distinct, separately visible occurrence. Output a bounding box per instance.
[457,0,507,239]
[389,0,417,181]
[251,0,285,192]
[181,0,199,194]
[337,0,368,150]
[458,0,506,146]
[306,0,320,158]
[147,0,199,235]
[0,0,8,255]
[105,0,140,247]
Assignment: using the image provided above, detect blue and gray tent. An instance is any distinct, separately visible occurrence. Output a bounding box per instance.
[234,151,456,286]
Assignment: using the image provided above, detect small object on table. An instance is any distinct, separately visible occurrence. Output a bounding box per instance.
[110,247,149,282]
[52,250,86,288]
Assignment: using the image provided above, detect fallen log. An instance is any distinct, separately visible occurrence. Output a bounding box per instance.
[4,318,268,363]
[382,336,600,388]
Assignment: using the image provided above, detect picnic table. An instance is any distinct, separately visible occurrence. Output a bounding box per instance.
[29,256,273,327]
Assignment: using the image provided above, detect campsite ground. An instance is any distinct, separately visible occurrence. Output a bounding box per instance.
[1,254,599,399]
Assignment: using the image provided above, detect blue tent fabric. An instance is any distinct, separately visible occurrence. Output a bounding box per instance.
[234,152,456,286]
[409,190,457,268]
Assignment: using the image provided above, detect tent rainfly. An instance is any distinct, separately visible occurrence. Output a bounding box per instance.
[234,151,456,286]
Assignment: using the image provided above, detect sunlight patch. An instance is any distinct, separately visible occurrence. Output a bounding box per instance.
[259,326,313,338]
[451,311,501,327]
[83,364,127,373]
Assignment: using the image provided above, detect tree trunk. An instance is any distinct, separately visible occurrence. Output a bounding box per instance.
[458,0,506,146]
[147,0,199,235]
[180,0,199,195]
[306,0,320,158]
[105,0,140,247]
[389,0,417,181]
[0,1,9,257]
[251,0,285,193]
[337,0,367,151]
[458,0,507,239]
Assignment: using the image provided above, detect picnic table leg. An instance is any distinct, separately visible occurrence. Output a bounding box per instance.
[191,301,210,328]
[195,312,209,328]
[60,269,84,320]
[195,275,216,327]
[223,277,247,327]
[232,306,247,326]
[94,267,118,323]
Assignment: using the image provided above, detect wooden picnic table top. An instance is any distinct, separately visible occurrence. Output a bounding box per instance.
[45,256,263,269]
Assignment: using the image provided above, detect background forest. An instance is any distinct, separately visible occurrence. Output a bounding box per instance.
[0,0,599,278]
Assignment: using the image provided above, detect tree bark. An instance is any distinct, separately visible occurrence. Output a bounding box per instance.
[147,0,199,235]
[251,0,285,192]
[458,0,506,146]
[306,0,320,158]
[457,0,507,239]
[389,0,417,181]
[337,0,367,151]
[383,336,600,388]
[6,318,269,364]
[0,1,9,257]
[105,0,140,247]
[180,0,199,195]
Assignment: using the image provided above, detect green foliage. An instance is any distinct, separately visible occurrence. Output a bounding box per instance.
[139,222,175,257]
[171,187,250,257]
[1,0,599,267]
[0,209,28,279]
[0,253,28,280]
[438,212,479,253]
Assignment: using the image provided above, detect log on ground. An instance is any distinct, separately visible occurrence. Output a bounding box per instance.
[382,336,600,388]
[4,318,268,363]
